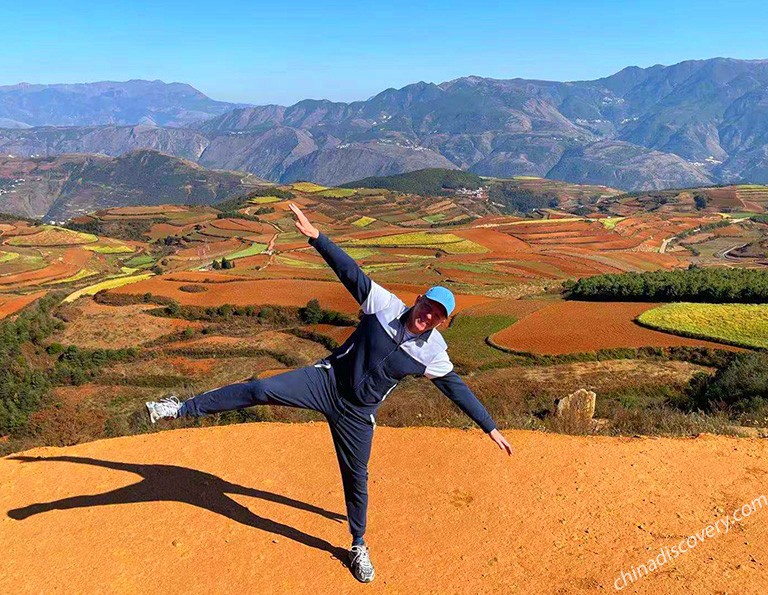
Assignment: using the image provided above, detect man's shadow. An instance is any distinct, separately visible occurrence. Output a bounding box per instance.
[7,456,349,564]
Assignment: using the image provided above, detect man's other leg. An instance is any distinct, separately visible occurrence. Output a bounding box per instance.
[178,366,334,418]
[329,412,374,543]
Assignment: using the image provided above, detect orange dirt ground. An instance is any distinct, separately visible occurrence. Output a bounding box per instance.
[492,300,743,354]
[0,291,47,319]
[1,425,766,594]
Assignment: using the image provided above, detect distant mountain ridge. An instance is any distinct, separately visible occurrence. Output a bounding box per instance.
[0,80,244,128]
[3,59,768,189]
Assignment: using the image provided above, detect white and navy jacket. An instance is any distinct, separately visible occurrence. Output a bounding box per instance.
[309,232,497,433]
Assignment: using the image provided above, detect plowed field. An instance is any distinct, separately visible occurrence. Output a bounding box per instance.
[491,300,744,354]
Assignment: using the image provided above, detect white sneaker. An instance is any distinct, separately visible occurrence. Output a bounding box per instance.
[145,396,183,424]
[349,544,375,583]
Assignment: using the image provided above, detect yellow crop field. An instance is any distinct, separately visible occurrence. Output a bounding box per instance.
[352,216,375,227]
[83,244,135,254]
[291,182,328,193]
[637,303,768,349]
[63,274,154,303]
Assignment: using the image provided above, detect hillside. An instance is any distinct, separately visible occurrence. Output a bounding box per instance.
[341,168,482,195]
[0,151,267,222]
[5,59,768,189]
[2,424,767,593]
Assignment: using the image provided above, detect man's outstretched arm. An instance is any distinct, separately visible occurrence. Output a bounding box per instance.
[289,202,396,313]
[426,351,514,455]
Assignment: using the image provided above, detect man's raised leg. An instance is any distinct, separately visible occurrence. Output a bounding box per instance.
[147,365,335,421]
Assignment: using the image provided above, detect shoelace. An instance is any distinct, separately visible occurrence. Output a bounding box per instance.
[350,545,373,572]
[155,396,181,417]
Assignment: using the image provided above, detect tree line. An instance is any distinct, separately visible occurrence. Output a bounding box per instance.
[564,266,768,302]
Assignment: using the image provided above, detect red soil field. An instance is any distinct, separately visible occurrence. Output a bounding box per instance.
[0,291,47,319]
[492,300,743,354]
[453,228,532,254]
[148,223,187,237]
[110,276,493,315]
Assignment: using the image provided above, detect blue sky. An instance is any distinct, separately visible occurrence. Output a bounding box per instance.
[2,0,766,105]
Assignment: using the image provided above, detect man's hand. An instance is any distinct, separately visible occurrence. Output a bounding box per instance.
[489,428,513,455]
[289,203,320,239]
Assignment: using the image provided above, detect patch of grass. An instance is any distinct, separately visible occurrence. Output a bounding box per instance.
[226,242,267,260]
[342,231,486,254]
[248,196,281,204]
[63,274,154,303]
[352,216,376,227]
[638,303,768,349]
[441,314,517,368]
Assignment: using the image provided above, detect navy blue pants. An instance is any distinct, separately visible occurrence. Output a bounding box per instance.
[178,364,374,540]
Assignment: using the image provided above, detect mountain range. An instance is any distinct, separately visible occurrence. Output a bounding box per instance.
[2,58,768,190]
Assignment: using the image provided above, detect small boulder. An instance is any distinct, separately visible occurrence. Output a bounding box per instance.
[554,389,596,421]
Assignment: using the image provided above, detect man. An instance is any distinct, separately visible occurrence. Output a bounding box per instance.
[145,203,513,583]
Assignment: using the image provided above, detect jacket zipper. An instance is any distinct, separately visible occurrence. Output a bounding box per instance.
[352,327,421,392]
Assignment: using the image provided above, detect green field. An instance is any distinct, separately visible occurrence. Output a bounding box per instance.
[226,242,267,260]
[637,303,768,349]
[124,255,155,268]
[422,214,446,223]
[441,314,517,367]
[248,196,282,204]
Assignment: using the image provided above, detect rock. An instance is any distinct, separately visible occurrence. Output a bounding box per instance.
[554,389,596,421]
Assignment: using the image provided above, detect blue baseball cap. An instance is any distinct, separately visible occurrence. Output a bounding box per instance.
[424,286,455,317]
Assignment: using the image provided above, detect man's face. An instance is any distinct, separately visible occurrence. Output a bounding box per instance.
[407,294,448,334]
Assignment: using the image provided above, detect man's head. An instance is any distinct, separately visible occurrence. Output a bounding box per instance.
[406,286,455,334]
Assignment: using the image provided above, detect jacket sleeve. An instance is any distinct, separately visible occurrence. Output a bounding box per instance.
[308,231,397,314]
[425,351,497,433]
